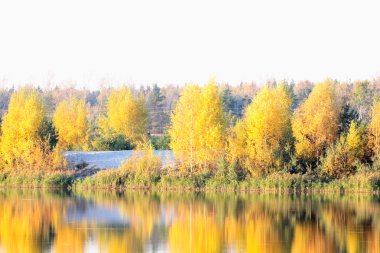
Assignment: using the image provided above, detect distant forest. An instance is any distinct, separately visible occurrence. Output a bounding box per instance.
[1,78,380,135]
[0,81,259,135]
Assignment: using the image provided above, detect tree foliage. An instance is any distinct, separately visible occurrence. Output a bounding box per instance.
[322,121,368,178]
[369,100,380,158]
[292,80,340,163]
[0,89,45,167]
[350,81,372,122]
[228,84,292,174]
[105,87,147,143]
[53,97,88,150]
[170,81,226,171]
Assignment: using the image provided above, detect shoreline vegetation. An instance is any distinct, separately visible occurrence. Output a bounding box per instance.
[1,79,380,193]
[0,170,379,194]
[0,166,379,194]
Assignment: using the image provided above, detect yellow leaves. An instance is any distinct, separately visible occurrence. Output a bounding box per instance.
[53,97,88,150]
[169,84,201,170]
[119,138,162,175]
[321,121,368,178]
[227,120,247,164]
[369,100,380,155]
[105,86,147,143]
[198,81,227,166]
[229,85,292,173]
[346,121,368,161]
[0,88,45,167]
[292,80,339,162]
[169,80,226,171]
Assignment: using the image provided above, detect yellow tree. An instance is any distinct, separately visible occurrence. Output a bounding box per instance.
[53,97,88,150]
[369,100,380,159]
[197,80,227,168]
[229,85,292,174]
[322,121,367,178]
[0,88,45,167]
[169,81,227,172]
[346,121,368,161]
[105,87,147,143]
[292,80,340,163]
[169,85,202,172]
[227,120,247,166]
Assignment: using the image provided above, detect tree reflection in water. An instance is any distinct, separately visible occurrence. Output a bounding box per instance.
[0,190,378,253]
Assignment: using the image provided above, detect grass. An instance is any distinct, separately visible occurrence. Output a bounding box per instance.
[1,161,379,193]
[0,169,73,188]
[72,169,380,193]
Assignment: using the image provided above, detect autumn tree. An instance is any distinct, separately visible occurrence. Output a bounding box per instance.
[292,80,340,163]
[169,85,201,171]
[0,88,45,167]
[322,121,368,178]
[368,100,380,161]
[53,97,88,150]
[103,86,147,143]
[228,84,292,174]
[169,81,226,172]
[198,81,227,167]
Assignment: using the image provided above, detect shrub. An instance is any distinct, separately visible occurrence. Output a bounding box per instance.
[93,134,134,151]
[321,137,356,178]
[150,135,170,150]
[119,140,162,176]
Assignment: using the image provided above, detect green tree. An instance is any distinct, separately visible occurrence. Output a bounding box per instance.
[350,81,372,122]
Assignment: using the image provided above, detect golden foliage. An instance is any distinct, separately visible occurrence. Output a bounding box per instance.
[292,80,340,162]
[369,100,380,156]
[322,121,368,178]
[169,84,201,170]
[0,89,45,168]
[197,80,227,167]
[228,85,292,173]
[53,97,88,150]
[169,80,226,171]
[105,86,147,143]
[346,121,368,161]
[119,139,162,175]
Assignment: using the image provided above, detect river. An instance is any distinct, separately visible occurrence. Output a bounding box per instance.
[0,190,379,252]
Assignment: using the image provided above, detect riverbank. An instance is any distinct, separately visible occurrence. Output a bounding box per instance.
[73,169,380,194]
[0,168,379,193]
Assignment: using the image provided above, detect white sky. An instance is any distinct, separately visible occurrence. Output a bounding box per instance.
[0,0,380,89]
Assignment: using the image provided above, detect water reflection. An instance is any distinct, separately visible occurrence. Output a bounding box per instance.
[0,190,378,253]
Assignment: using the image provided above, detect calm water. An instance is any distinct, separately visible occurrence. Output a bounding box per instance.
[0,190,379,253]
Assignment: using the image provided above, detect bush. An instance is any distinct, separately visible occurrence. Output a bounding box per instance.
[119,141,162,175]
[321,139,355,178]
[150,135,170,150]
[93,134,134,151]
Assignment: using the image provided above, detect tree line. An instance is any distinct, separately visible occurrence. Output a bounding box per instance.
[1,78,380,179]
